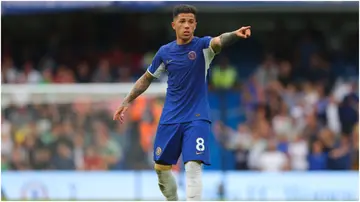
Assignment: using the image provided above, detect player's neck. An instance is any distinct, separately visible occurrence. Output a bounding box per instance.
[176,36,194,45]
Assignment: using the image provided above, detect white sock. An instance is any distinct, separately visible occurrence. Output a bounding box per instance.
[156,169,178,201]
[185,161,202,201]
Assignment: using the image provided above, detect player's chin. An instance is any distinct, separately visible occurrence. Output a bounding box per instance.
[181,35,192,41]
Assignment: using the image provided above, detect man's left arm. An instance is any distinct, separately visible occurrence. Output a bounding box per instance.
[210,26,251,54]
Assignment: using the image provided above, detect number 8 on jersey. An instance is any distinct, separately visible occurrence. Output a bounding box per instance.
[196,137,205,152]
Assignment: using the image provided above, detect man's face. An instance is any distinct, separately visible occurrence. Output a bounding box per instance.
[172,13,197,41]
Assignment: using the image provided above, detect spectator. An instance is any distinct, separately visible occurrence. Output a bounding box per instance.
[289,99,307,135]
[244,75,266,104]
[308,140,327,170]
[325,96,341,135]
[73,134,85,170]
[327,135,352,170]
[317,128,336,153]
[338,84,359,135]
[277,60,293,88]
[75,62,92,83]
[118,68,133,83]
[276,135,289,154]
[306,53,335,94]
[314,84,328,125]
[303,113,321,145]
[242,88,258,119]
[84,146,106,170]
[288,135,308,170]
[226,124,252,170]
[93,121,122,170]
[17,61,42,83]
[258,140,289,172]
[1,155,10,171]
[266,87,283,120]
[9,147,29,170]
[51,142,75,170]
[247,131,267,170]
[2,56,18,84]
[211,56,237,90]
[254,53,278,88]
[54,65,75,83]
[32,147,51,170]
[272,102,293,138]
[282,83,299,110]
[142,51,155,71]
[302,82,319,113]
[23,131,45,169]
[40,68,54,84]
[1,120,13,158]
[92,59,112,83]
[213,121,229,148]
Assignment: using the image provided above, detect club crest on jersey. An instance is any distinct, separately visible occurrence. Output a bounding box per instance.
[156,147,162,156]
[188,51,197,60]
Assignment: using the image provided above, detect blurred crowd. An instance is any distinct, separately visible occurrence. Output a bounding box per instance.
[1,52,154,84]
[2,53,358,171]
[1,11,359,172]
[2,96,165,171]
[213,60,359,171]
[211,48,358,171]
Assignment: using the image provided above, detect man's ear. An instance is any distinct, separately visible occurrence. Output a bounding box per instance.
[171,21,176,30]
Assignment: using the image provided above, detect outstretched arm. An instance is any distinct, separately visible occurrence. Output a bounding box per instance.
[113,71,155,122]
[122,71,155,106]
[114,46,165,123]
[210,26,251,54]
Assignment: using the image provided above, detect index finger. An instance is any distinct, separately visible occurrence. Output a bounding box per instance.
[242,26,251,30]
[113,110,121,120]
[113,113,118,120]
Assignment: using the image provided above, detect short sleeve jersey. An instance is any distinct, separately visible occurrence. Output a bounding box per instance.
[147,36,216,124]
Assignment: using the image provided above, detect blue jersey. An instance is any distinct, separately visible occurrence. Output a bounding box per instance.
[147,36,216,124]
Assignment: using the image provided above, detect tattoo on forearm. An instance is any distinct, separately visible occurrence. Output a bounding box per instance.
[122,73,153,106]
[219,31,238,48]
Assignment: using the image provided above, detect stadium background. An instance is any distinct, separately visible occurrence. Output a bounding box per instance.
[1,1,359,201]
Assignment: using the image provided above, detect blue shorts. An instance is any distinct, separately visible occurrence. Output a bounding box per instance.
[153,120,211,166]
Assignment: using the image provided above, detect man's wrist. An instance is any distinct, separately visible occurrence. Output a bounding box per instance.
[121,100,131,107]
[219,31,239,47]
